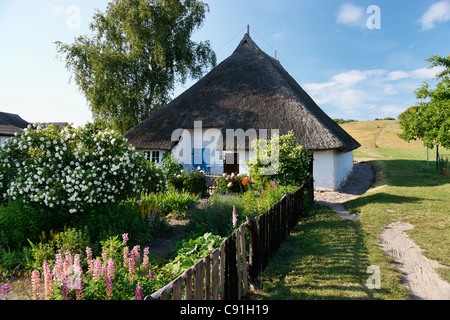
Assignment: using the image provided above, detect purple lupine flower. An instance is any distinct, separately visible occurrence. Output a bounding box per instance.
[135,283,143,300]
[1,283,9,296]
[61,280,72,300]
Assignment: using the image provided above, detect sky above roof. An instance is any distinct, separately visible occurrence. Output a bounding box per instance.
[0,0,449,126]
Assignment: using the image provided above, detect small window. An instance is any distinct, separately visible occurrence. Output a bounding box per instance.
[151,151,160,163]
[144,151,151,161]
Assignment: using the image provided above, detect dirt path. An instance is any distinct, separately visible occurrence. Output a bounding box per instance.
[380,222,450,300]
[315,161,450,300]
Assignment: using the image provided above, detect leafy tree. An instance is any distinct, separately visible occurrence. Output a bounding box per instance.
[56,0,216,134]
[399,54,450,149]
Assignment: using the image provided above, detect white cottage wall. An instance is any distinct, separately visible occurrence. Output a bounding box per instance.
[313,150,335,191]
[313,150,354,191]
[333,150,354,189]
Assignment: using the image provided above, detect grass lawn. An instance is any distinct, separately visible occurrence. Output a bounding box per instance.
[251,146,449,300]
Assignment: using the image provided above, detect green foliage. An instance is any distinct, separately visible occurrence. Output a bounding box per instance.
[55,0,216,134]
[0,201,68,249]
[166,233,225,275]
[399,54,450,149]
[190,194,245,236]
[169,168,208,197]
[247,131,311,186]
[157,189,199,219]
[27,228,90,270]
[241,181,299,217]
[161,151,183,177]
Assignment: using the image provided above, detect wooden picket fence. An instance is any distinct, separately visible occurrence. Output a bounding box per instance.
[145,175,314,300]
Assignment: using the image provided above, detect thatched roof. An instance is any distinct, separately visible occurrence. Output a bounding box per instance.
[0,112,29,129]
[0,112,29,137]
[124,33,360,152]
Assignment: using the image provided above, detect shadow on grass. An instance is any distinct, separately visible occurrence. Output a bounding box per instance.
[249,205,397,300]
[345,192,425,210]
[376,159,448,188]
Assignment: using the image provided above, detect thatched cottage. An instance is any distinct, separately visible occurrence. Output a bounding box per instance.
[0,112,29,146]
[124,32,360,191]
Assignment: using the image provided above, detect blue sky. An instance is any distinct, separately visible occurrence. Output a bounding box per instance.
[1,0,449,126]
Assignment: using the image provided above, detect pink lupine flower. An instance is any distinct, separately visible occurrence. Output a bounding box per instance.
[31,270,40,300]
[43,260,53,300]
[123,246,129,269]
[128,252,136,283]
[142,247,150,275]
[122,233,129,244]
[52,253,64,283]
[132,245,140,267]
[107,258,115,280]
[63,251,73,279]
[86,247,93,274]
[105,276,113,300]
[93,258,102,281]
[232,205,238,228]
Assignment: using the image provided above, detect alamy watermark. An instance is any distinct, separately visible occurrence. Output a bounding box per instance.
[49,3,81,30]
[367,5,381,30]
[366,265,381,289]
[170,121,280,175]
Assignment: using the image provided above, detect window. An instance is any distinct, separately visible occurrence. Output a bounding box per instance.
[151,151,160,163]
[144,151,160,163]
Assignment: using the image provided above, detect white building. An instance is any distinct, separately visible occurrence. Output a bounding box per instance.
[125,32,360,191]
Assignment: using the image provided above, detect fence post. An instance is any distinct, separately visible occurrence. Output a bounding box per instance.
[245,214,263,290]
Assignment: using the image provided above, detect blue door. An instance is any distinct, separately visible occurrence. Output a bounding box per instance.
[192,148,210,174]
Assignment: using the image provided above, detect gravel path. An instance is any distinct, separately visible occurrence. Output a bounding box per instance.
[314,161,375,220]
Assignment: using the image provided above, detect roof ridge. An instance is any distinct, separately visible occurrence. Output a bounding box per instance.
[233,33,261,54]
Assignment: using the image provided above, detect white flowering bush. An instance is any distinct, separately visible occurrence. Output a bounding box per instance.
[0,124,166,213]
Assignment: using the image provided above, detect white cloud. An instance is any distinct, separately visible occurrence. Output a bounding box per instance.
[386,71,410,81]
[303,66,444,120]
[336,3,365,28]
[419,0,450,31]
[386,66,445,81]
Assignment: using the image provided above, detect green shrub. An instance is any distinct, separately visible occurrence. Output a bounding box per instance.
[169,168,208,197]
[247,130,311,186]
[157,189,199,219]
